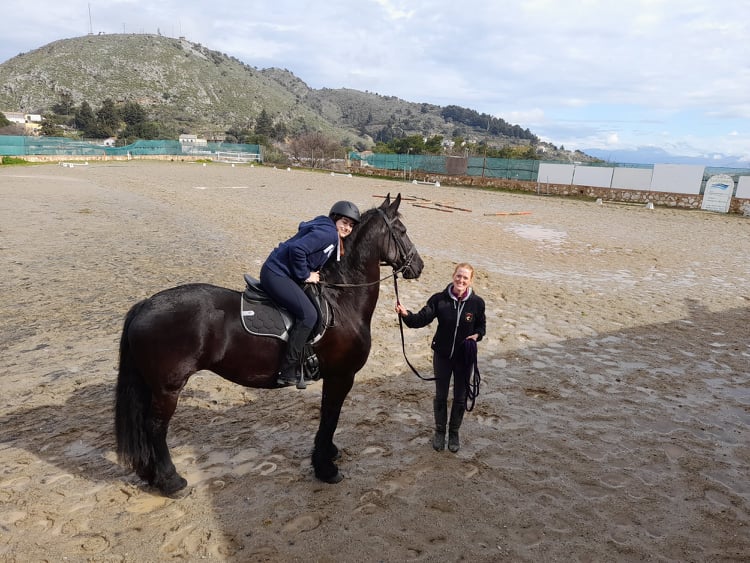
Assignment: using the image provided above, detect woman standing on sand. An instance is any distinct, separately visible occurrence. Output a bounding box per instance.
[395,263,486,452]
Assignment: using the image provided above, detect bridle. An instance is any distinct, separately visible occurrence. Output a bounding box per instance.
[378,209,436,381]
[377,208,417,276]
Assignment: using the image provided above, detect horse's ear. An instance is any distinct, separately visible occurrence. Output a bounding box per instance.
[388,193,402,214]
[380,193,391,209]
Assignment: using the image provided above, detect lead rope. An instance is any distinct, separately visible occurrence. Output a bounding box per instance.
[463,338,481,411]
[393,272,436,381]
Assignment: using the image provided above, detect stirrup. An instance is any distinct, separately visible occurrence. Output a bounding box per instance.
[304,349,320,380]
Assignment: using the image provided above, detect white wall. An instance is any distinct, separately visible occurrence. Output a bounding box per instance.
[540,161,750,200]
[650,164,704,194]
[611,167,653,190]
[573,166,614,188]
[737,176,750,198]
[538,162,574,185]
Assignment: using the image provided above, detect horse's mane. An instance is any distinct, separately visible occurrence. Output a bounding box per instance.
[322,205,390,284]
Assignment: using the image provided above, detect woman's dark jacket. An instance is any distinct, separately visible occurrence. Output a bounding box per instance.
[263,215,338,282]
[402,284,486,361]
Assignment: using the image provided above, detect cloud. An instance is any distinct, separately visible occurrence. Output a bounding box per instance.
[371,0,415,20]
[0,0,748,162]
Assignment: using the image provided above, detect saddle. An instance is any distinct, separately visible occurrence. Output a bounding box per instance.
[240,274,332,381]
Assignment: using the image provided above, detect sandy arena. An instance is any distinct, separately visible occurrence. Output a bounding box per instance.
[1,161,748,561]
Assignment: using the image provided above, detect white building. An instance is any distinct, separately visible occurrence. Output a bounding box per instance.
[178,134,208,146]
[2,111,42,124]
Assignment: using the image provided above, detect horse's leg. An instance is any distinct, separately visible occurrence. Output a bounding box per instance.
[145,389,188,496]
[312,374,354,483]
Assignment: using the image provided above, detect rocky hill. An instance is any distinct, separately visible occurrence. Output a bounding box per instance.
[0,33,544,151]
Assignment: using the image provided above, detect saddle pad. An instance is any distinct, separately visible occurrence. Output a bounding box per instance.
[240,294,289,339]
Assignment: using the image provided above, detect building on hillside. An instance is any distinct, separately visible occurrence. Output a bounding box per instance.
[179,133,209,155]
[2,111,42,134]
[178,134,208,146]
[3,111,26,124]
[2,112,42,124]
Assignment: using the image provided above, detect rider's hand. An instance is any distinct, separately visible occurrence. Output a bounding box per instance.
[306,271,320,284]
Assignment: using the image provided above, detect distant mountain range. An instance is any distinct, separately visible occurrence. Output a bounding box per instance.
[3,34,741,167]
[0,33,541,152]
[583,147,749,169]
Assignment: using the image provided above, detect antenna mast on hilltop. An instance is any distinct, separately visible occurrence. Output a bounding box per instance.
[88,3,93,35]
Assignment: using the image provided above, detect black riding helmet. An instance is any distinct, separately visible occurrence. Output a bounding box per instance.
[329,200,361,224]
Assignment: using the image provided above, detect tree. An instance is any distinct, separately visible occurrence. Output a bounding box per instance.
[225,125,252,144]
[288,132,340,169]
[520,145,539,160]
[424,135,443,154]
[52,93,75,116]
[391,135,425,154]
[40,116,65,137]
[0,112,10,128]
[74,101,96,132]
[93,98,120,138]
[122,120,160,141]
[121,101,148,126]
[272,121,288,142]
[496,145,515,159]
[254,109,274,138]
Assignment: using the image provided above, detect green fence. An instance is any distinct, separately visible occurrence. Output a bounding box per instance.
[467,157,539,180]
[0,136,107,156]
[354,153,447,174]
[0,136,261,160]
[352,152,540,181]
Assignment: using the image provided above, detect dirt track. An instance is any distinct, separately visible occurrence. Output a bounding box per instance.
[1,161,748,561]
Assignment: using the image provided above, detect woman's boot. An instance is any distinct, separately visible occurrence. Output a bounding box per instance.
[448,404,465,453]
[432,399,448,451]
[277,324,312,388]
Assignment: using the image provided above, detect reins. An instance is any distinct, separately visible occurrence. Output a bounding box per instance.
[320,265,404,289]
[393,272,436,381]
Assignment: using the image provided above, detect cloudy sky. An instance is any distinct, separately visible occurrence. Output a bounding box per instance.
[2,0,748,164]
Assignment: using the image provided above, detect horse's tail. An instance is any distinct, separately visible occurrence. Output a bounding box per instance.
[115,299,152,475]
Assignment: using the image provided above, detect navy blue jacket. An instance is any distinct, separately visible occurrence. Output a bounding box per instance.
[263,215,339,282]
[402,284,486,361]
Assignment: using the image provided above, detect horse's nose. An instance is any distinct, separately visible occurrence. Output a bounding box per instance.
[405,253,424,279]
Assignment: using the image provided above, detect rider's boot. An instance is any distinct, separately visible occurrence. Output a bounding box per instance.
[277,323,312,388]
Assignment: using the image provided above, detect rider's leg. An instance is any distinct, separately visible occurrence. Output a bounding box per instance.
[260,267,320,388]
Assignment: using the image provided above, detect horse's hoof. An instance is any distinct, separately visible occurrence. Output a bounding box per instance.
[322,471,344,484]
[165,484,192,499]
[158,475,188,497]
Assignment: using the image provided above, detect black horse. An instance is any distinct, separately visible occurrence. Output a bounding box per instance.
[115,194,423,495]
